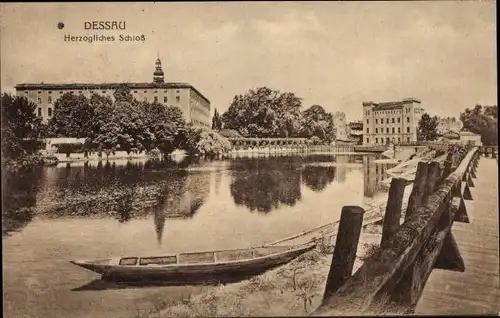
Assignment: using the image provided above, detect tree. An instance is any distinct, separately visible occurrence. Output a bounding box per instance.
[113,83,135,104]
[1,93,44,159]
[460,104,498,146]
[484,105,498,119]
[141,102,186,155]
[417,112,439,141]
[221,87,303,138]
[300,105,334,143]
[211,108,222,130]
[47,92,95,138]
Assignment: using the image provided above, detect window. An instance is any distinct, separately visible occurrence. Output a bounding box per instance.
[398,127,401,133]
[407,137,410,143]
[366,138,369,143]
[37,108,42,117]
[375,119,378,124]
[398,137,401,143]
[386,118,389,124]
[386,138,390,144]
[376,138,378,143]
[386,128,389,133]
[407,127,410,133]
[37,97,42,104]
[102,90,106,93]
[48,96,52,103]
[392,118,395,123]
[154,96,158,103]
[134,90,138,93]
[119,257,138,266]
[48,108,52,117]
[367,128,369,133]
[398,118,400,123]
[367,119,369,124]
[375,128,378,133]
[407,117,410,123]
[176,96,180,102]
[392,127,395,133]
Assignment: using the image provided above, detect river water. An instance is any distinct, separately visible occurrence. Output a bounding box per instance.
[2,153,395,318]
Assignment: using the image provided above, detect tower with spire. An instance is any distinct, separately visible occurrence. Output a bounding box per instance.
[153,53,165,83]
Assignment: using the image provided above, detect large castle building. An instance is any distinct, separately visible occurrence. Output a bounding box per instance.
[362,98,424,145]
[15,58,211,128]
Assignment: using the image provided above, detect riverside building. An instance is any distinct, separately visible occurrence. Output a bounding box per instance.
[362,98,424,145]
[15,58,211,128]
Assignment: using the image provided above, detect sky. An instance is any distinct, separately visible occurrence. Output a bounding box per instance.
[0,2,497,122]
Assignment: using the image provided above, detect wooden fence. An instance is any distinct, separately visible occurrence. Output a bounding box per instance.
[311,144,478,315]
[227,138,355,153]
[479,146,498,158]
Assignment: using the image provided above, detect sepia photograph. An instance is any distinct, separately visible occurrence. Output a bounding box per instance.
[1,2,498,317]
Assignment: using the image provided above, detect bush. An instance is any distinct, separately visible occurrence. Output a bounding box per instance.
[147,148,162,159]
[218,129,243,138]
[183,129,232,157]
[309,136,322,145]
[2,152,47,171]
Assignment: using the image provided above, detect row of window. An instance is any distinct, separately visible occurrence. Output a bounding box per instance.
[149,96,180,103]
[32,89,181,94]
[367,117,412,125]
[366,127,412,134]
[36,94,181,104]
[365,108,417,116]
[366,137,411,144]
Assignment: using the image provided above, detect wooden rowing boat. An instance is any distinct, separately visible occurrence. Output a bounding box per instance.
[70,243,316,282]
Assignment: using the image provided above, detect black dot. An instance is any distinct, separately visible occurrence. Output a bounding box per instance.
[58,22,64,29]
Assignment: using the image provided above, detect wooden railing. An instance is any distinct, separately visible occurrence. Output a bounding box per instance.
[227,138,354,153]
[312,144,479,315]
[354,145,390,152]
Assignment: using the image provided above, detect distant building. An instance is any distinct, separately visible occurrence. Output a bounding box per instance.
[362,98,424,145]
[459,129,482,146]
[437,117,463,135]
[15,58,211,128]
[333,111,348,142]
[346,121,363,144]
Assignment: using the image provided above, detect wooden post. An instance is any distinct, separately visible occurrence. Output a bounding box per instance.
[405,162,429,222]
[322,206,365,302]
[424,161,441,197]
[467,172,475,187]
[462,181,473,201]
[434,197,466,272]
[381,178,407,248]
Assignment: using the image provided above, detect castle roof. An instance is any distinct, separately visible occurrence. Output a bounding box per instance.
[15,82,210,104]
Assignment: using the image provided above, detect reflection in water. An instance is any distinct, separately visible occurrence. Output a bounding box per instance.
[2,168,42,236]
[2,154,390,239]
[230,157,302,213]
[302,165,336,192]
